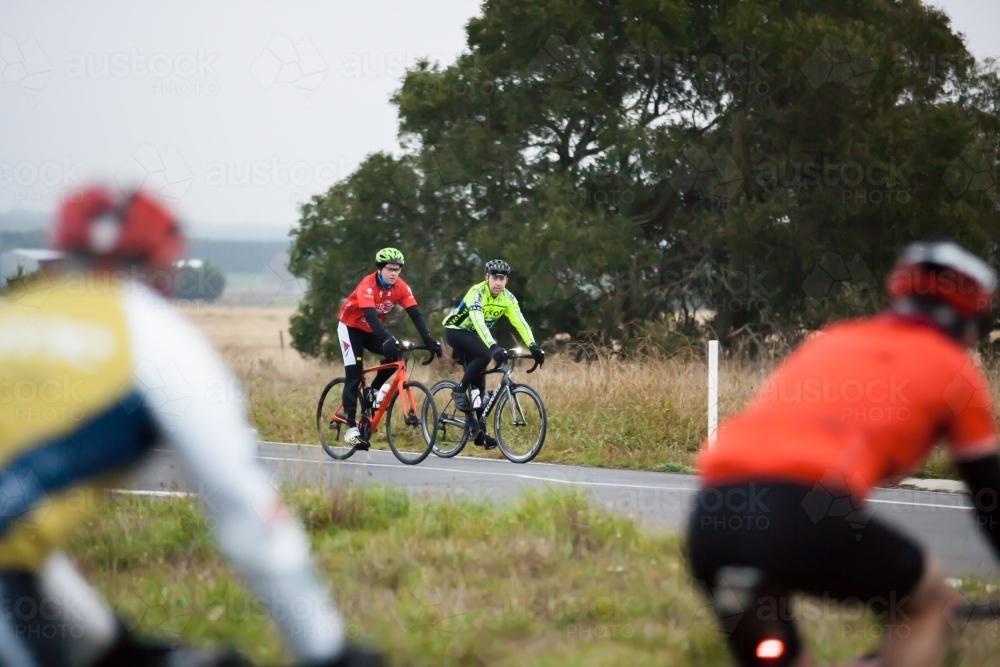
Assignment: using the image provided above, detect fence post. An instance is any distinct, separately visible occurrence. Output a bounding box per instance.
[708,340,718,448]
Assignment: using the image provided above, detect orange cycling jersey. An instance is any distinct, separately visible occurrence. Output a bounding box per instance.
[338,272,417,333]
[698,315,997,497]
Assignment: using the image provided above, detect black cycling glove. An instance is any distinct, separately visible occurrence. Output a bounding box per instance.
[426,338,443,358]
[382,336,400,359]
[529,344,545,365]
[489,344,508,365]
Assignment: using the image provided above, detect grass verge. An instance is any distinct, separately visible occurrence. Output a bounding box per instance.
[68,486,999,666]
[236,351,982,480]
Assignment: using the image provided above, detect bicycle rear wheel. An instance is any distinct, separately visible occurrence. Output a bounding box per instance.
[423,380,470,458]
[316,377,358,460]
[493,384,546,463]
[386,380,436,464]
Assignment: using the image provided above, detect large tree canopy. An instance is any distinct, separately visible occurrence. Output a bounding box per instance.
[290,0,1000,360]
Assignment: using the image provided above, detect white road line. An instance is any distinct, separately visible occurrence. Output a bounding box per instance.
[869,498,970,511]
[255,453,974,509]
[147,444,972,511]
[109,489,193,498]
[256,454,699,492]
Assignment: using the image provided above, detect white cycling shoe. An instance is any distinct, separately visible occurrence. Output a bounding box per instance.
[344,426,362,445]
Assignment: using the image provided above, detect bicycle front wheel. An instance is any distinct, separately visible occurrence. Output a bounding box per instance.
[385,380,436,465]
[423,380,470,458]
[316,377,358,460]
[493,384,546,463]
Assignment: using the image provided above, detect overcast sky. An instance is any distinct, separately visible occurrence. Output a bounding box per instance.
[1,0,996,239]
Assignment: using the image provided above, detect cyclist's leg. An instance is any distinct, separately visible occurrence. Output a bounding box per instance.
[338,323,367,427]
[688,480,934,667]
[807,516,944,667]
[878,557,951,667]
[687,484,804,667]
[362,331,396,391]
[447,329,490,393]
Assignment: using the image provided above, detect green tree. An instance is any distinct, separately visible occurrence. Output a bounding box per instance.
[174,260,226,302]
[290,0,1000,360]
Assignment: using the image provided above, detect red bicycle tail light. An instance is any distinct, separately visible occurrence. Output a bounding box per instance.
[756,639,785,659]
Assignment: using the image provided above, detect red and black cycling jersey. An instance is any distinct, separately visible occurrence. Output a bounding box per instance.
[338,272,417,333]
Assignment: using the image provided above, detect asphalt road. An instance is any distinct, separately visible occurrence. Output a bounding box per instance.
[128,441,1000,578]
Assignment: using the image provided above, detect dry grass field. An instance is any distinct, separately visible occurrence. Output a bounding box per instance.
[178,305,970,477]
[179,305,756,471]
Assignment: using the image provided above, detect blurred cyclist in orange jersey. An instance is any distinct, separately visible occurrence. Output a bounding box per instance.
[0,187,385,667]
[687,241,1000,667]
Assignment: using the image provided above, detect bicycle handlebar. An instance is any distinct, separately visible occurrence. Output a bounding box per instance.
[485,348,541,374]
[397,340,437,366]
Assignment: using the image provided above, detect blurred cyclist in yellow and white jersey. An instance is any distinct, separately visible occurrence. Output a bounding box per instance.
[0,187,384,667]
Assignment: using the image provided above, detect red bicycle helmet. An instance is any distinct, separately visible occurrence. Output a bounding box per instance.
[51,187,184,266]
[886,241,996,317]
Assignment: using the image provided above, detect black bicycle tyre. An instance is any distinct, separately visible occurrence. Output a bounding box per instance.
[424,379,471,458]
[494,384,547,463]
[316,377,357,460]
[385,380,437,465]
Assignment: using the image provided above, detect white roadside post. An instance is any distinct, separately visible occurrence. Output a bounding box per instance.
[708,340,718,448]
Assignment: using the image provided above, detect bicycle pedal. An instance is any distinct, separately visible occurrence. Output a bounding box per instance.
[353,439,370,451]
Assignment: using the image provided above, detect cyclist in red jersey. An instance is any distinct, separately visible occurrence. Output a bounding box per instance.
[337,248,442,446]
[687,242,1000,667]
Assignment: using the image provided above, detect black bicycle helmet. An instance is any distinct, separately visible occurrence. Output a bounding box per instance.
[485,259,510,275]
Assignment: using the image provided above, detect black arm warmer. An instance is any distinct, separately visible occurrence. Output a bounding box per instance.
[955,454,1000,560]
[406,306,433,341]
[362,307,390,340]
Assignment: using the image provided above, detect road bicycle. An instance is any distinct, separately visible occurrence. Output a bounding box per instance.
[316,341,437,465]
[422,348,547,463]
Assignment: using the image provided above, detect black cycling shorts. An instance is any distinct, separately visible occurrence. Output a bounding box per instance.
[686,481,925,667]
[445,327,489,366]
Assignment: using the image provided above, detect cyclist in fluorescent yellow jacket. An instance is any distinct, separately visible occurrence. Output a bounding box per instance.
[443,259,545,436]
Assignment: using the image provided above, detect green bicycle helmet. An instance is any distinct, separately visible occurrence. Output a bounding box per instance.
[375,247,405,267]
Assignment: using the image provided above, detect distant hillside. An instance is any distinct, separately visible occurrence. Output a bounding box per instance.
[0,231,291,275]
[188,239,291,274]
[0,210,47,232]
[0,230,46,251]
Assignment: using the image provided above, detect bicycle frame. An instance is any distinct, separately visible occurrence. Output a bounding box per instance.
[328,344,432,433]
[469,352,537,431]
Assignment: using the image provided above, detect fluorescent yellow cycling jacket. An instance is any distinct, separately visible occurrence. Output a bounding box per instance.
[443,281,536,347]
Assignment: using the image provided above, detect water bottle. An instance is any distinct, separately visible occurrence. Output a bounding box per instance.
[483,390,494,408]
[373,383,392,409]
[470,387,482,410]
